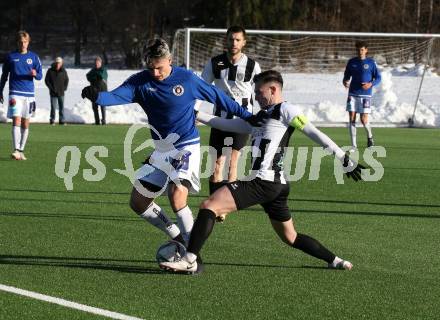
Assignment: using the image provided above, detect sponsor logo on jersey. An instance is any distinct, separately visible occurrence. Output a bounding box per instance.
[26,58,33,65]
[363,64,369,69]
[146,87,157,92]
[13,59,20,62]
[172,85,184,96]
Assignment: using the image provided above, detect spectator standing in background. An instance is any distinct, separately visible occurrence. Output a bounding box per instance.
[86,56,108,125]
[45,57,69,125]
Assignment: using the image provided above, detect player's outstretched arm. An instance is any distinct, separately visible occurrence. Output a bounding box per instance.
[298,119,366,181]
[196,111,253,134]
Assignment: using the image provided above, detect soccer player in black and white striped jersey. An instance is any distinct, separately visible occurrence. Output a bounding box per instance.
[201,26,261,216]
[160,70,366,274]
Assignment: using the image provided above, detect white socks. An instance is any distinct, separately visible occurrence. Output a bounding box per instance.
[12,126,21,150]
[140,202,181,239]
[20,127,29,151]
[349,122,357,148]
[175,205,194,244]
[363,122,373,139]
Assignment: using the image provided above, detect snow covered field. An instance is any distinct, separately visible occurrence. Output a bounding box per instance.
[1,65,439,127]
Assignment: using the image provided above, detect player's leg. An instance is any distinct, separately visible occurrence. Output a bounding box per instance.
[160,185,238,273]
[361,112,374,147]
[209,128,227,194]
[348,111,357,152]
[19,117,30,160]
[129,181,184,244]
[168,181,194,244]
[346,96,357,152]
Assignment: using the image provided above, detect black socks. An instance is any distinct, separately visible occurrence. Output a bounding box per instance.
[292,233,336,263]
[187,208,217,255]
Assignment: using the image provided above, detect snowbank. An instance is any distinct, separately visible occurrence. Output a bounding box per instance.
[0,65,438,127]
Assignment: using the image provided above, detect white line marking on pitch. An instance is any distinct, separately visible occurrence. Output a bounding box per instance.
[0,283,144,320]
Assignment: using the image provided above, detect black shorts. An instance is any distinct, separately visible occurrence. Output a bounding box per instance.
[226,178,291,222]
[209,127,249,156]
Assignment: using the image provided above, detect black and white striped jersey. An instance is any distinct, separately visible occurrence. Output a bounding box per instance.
[250,102,305,184]
[201,52,261,117]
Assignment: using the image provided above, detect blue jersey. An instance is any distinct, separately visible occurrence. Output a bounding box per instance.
[343,57,381,97]
[96,66,252,147]
[0,50,43,98]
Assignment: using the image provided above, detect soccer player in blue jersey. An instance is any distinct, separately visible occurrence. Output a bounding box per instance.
[0,31,42,160]
[343,41,381,152]
[81,39,259,260]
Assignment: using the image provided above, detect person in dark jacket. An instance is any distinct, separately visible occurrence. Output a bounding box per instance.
[86,56,108,125]
[45,57,69,125]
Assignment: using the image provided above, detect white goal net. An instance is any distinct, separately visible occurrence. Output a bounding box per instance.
[172,29,440,127]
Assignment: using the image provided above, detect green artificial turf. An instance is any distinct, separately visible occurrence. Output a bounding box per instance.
[0,124,439,320]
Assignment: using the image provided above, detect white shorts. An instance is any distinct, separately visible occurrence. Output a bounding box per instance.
[346,95,371,114]
[7,95,35,119]
[136,143,201,195]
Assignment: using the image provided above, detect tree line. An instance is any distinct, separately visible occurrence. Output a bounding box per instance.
[0,0,438,68]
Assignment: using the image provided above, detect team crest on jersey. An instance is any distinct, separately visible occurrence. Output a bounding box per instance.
[172,85,184,96]
[363,64,369,69]
[237,73,245,81]
[26,58,33,65]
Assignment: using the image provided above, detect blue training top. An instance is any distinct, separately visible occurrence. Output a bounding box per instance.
[343,57,381,97]
[0,50,43,98]
[96,66,252,147]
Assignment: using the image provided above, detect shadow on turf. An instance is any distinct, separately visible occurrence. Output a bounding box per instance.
[0,254,326,273]
[0,210,140,222]
[0,254,162,274]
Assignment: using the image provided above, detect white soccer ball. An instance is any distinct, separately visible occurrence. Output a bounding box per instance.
[156,240,187,263]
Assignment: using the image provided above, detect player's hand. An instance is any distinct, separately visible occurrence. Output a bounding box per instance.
[81,85,98,102]
[245,110,267,127]
[0,95,3,104]
[361,82,372,90]
[343,81,350,88]
[343,154,366,181]
[30,69,37,77]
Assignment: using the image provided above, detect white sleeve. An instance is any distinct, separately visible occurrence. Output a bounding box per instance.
[196,111,253,134]
[251,61,261,85]
[201,60,214,84]
[301,122,346,161]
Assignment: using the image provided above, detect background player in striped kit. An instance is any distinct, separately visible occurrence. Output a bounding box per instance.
[201,26,261,217]
[160,70,365,274]
[0,31,42,160]
[343,41,381,152]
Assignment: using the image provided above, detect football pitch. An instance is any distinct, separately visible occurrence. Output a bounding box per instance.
[0,124,439,320]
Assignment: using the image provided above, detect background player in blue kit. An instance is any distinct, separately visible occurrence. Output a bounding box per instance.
[0,31,42,160]
[343,41,381,152]
[81,39,260,259]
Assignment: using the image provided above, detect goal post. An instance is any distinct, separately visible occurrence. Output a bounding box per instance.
[172,28,440,127]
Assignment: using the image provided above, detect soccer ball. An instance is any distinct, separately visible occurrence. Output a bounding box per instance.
[156,240,187,263]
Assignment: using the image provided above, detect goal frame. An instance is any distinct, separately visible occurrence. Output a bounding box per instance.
[176,28,440,126]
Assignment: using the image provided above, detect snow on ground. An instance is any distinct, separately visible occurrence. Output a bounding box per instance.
[0,65,439,127]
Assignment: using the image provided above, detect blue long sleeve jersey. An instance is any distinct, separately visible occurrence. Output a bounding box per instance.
[0,50,43,97]
[96,66,252,147]
[343,57,381,97]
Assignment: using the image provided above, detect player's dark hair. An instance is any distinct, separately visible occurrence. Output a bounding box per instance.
[226,26,246,39]
[144,38,171,63]
[253,70,283,88]
[355,40,368,49]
